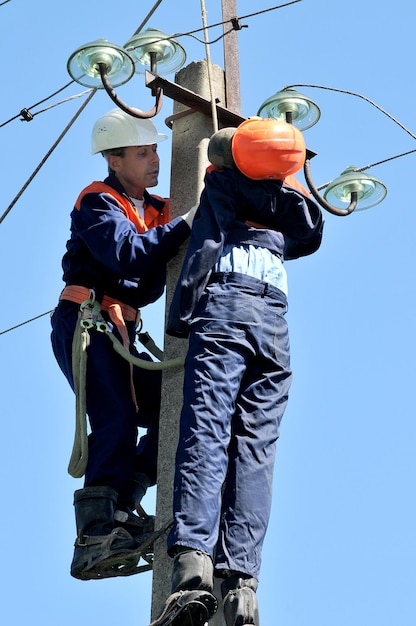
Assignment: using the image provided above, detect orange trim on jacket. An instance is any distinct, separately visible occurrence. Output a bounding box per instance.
[74,182,170,233]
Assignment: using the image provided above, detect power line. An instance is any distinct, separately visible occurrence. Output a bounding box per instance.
[283,83,416,141]
[0,80,77,128]
[0,89,97,224]
[0,310,54,336]
[1,0,414,334]
[1,2,300,130]
[130,0,165,37]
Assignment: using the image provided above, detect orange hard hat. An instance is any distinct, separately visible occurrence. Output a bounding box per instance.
[231,117,306,180]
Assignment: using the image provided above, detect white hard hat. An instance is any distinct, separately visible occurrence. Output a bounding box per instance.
[91,108,168,154]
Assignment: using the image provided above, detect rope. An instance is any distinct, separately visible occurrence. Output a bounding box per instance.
[67,303,184,478]
[68,310,90,478]
[0,89,96,224]
[107,331,184,370]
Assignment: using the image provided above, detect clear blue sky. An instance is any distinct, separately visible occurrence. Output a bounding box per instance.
[1,1,415,625]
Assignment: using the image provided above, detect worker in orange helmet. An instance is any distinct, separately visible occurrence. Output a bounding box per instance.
[151,118,324,626]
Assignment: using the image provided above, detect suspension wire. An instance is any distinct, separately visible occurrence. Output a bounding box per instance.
[130,0,165,37]
[0,1,170,335]
[0,2,299,129]
[0,80,76,128]
[283,83,416,141]
[27,89,94,118]
[126,1,302,53]
[200,0,219,133]
[0,2,165,225]
[187,25,238,45]
[1,0,165,128]
[0,89,97,224]
[281,83,416,189]
[316,147,416,191]
[355,148,416,172]
[6,0,416,334]
[175,1,302,39]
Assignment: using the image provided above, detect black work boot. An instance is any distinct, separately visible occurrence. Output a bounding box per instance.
[71,486,140,580]
[149,548,218,626]
[171,548,214,593]
[221,574,260,626]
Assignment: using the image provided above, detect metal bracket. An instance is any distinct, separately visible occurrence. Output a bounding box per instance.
[145,71,244,128]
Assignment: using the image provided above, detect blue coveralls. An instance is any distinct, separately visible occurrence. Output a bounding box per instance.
[166,167,324,579]
[51,173,190,507]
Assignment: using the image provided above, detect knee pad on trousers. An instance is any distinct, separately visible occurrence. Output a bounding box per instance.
[221,575,259,626]
[171,548,214,593]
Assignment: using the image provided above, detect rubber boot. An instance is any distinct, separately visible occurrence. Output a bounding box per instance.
[221,574,260,626]
[70,486,139,580]
[150,549,218,626]
[171,548,214,593]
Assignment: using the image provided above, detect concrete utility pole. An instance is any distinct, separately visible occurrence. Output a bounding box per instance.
[151,59,227,622]
[222,0,241,115]
[150,2,242,623]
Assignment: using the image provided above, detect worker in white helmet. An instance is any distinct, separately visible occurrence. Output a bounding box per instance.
[51,108,197,580]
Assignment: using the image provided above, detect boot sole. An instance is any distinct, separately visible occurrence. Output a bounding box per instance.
[150,591,218,626]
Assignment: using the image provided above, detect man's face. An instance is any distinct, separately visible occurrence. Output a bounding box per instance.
[109,144,160,196]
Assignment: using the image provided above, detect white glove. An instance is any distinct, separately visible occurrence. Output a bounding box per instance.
[181,204,199,228]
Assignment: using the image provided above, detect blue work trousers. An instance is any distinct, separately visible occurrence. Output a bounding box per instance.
[51,301,161,504]
[168,272,292,579]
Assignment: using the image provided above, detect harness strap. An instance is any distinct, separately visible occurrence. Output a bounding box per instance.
[106,301,139,412]
[60,285,140,324]
[61,285,139,412]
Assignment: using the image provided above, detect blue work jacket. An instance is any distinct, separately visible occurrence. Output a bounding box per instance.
[167,167,324,337]
[61,173,190,309]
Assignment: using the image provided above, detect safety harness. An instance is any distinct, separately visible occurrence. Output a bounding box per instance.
[61,286,184,478]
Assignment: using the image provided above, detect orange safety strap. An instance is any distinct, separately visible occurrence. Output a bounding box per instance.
[59,285,138,322]
[60,285,139,412]
[105,302,139,413]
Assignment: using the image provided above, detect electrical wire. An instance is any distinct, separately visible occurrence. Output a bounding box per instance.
[173,1,303,40]
[2,0,415,334]
[0,89,97,225]
[0,0,166,225]
[126,1,302,53]
[281,83,416,189]
[130,0,165,37]
[316,147,416,192]
[0,310,54,336]
[0,2,299,129]
[0,80,77,128]
[356,148,416,172]
[20,89,93,122]
[283,83,416,142]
